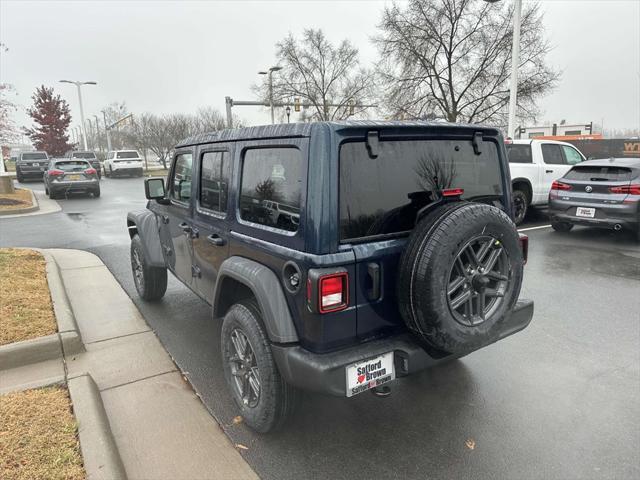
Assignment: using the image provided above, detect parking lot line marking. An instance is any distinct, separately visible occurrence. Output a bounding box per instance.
[518,224,552,232]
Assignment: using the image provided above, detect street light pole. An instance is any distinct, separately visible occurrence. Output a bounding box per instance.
[59,80,97,150]
[259,66,282,124]
[507,0,522,139]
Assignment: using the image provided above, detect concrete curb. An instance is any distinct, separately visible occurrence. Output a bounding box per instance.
[0,188,39,216]
[41,250,84,356]
[0,334,61,370]
[0,249,84,371]
[68,373,127,480]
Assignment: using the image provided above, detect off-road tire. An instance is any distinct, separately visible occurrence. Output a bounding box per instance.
[551,221,573,232]
[16,170,24,183]
[130,234,167,301]
[221,300,297,433]
[397,202,523,354]
[512,189,528,226]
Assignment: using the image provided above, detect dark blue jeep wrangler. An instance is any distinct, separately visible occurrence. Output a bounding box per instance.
[127,121,533,432]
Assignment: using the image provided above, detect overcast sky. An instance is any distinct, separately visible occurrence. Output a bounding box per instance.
[1,0,639,135]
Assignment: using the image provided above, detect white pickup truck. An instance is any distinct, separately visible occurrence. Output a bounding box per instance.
[506,139,586,224]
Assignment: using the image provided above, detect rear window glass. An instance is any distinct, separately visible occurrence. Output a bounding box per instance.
[22,153,47,160]
[506,144,532,163]
[340,139,503,241]
[72,152,97,159]
[565,166,635,182]
[240,147,302,233]
[54,161,90,171]
[116,151,139,159]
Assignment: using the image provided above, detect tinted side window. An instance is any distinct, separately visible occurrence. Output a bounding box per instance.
[200,151,229,214]
[506,145,533,163]
[541,144,565,165]
[240,147,302,233]
[562,146,583,165]
[170,153,193,202]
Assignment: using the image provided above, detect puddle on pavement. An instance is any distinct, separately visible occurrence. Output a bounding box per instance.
[66,213,85,221]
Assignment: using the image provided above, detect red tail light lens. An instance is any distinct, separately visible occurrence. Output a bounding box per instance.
[85,167,97,175]
[49,169,64,176]
[609,184,640,195]
[519,233,529,265]
[319,273,348,313]
[551,181,572,191]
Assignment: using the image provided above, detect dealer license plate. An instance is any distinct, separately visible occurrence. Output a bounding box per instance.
[67,174,81,181]
[346,352,395,397]
[576,207,595,218]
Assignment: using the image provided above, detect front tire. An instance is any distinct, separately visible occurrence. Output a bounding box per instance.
[131,234,167,301]
[221,301,297,433]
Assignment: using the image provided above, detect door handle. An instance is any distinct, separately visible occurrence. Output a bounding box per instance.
[366,262,381,301]
[207,234,226,247]
[545,169,554,173]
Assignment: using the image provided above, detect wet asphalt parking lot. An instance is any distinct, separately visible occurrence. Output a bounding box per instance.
[1,176,639,480]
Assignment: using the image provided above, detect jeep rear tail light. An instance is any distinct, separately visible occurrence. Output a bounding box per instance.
[319,273,348,313]
[609,184,640,195]
[49,169,64,176]
[519,233,529,265]
[551,181,572,191]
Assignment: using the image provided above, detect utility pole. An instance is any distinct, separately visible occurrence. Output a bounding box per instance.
[507,0,522,139]
[258,66,282,124]
[102,110,112,152]
[59,80,97,150]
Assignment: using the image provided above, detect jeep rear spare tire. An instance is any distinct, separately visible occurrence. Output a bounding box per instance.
[397,202,523,354]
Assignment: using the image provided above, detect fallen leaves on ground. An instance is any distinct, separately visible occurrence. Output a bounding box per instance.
[0,248,57,345]
[235,443,249,451]
[0,189,33,211]
[0,386,85,480]
[465,438,476,450]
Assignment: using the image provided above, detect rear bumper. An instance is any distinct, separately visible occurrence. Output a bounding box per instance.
[549,199,639,229]
[273,299,534,396]
[16,166,46,179]
[50,181,99,193]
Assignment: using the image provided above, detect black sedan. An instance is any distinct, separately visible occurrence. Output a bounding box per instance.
[44,159,101,199]
[548,157,640,241]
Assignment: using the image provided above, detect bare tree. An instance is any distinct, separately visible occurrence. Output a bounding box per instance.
[256,29,375,121]
[375,0,559,126]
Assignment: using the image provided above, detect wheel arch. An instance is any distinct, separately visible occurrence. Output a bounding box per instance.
[126,210,165,267]
[511,178,533,203]
[213,256,299,344]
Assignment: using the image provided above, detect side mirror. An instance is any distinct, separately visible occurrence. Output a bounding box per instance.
[145,177,166,201]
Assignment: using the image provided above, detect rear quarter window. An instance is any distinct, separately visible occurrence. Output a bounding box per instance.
[239,147,302,233]
[339,139,504,241]
[506,144,532,163]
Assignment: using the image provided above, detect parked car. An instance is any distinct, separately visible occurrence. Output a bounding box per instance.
[506,139,586,224]
[103,150,144,177]
[127,122,533,432]
[15,151,49,182]
[66,150,102,178]
[548,157,640,241]
[43,158,100,199]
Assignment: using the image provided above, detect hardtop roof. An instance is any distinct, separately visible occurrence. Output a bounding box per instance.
[175,120,501,148]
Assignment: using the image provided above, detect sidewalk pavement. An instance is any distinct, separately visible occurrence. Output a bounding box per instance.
[1,248,258,480]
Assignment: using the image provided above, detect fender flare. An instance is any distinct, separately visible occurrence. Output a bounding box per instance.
[213,256,299,344]
[126,210,165,267]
